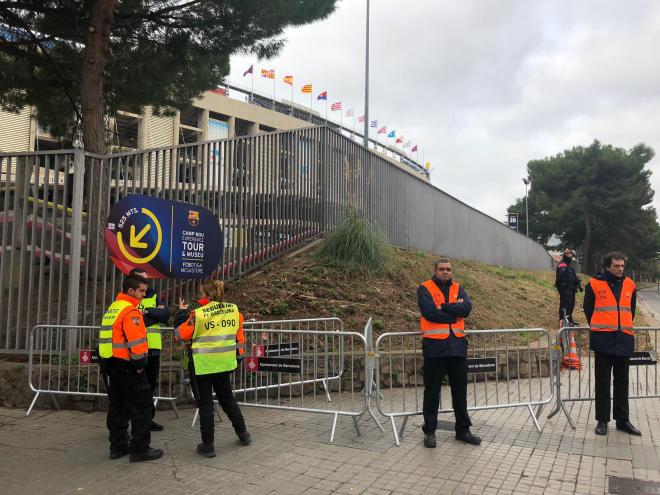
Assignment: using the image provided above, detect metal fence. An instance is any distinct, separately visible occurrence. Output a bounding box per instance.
[26,324,180,416]
[1,127,552,352]
[547,326,659,429]
[375,328,554,445]
[185,318,383,442]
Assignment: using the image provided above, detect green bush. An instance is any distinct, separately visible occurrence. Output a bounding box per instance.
[317,209,392,273]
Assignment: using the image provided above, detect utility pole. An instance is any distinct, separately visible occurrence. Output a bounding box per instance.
[522,178,530,236]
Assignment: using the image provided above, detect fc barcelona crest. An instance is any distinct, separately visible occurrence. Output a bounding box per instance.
[188,210,200,227]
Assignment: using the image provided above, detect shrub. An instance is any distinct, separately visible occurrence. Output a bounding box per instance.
[317,209,392,273]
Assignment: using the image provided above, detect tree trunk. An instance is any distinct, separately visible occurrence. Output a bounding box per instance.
[80,0,117,280]
[582,210,592,274]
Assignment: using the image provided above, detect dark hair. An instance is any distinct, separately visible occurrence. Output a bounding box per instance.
[602,251,627,269]
[123,275,148,293]
[129,268,147,278]
[434,258,451,270]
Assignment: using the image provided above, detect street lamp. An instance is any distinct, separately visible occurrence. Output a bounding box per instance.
[522,178,530,237]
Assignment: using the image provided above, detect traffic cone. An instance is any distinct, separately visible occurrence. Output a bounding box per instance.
[561,332,582,370]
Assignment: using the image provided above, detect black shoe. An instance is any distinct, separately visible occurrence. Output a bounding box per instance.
[616,421,641,436]
[129,448,163,463]
[238,431,252,446]
[595,421,608,435]
[109,445,129,460]
[423,433,437,448]
[197,442,216,458]
[150,421,164,432]
[456,431,482,445]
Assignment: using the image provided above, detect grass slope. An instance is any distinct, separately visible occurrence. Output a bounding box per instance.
[228,244,589,334]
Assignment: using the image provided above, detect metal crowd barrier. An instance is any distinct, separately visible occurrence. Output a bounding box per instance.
[225,318,382,442]
[547,326,659,429]
[375,328,554,446]
[27,324,180,416]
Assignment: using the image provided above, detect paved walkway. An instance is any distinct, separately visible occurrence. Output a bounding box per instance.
[1,385,659,495]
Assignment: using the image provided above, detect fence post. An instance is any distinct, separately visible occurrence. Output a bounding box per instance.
[66,150,86,354]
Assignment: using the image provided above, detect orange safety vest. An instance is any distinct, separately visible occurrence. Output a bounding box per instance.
[420,280,465,339]
[589,277,635,336]
[100,293,149,362]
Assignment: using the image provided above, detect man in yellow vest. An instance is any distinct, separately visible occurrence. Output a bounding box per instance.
[130,268,170,432]
[584,252,640,436]
[418,258,480,447]
[99,275,163,462]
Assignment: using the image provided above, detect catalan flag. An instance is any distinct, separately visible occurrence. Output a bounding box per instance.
[301,84,312,93]
[331,102,342,111]
[243,64,253,77]
[283,75,294,85]
[261,69,275,79]
[317,91,327,100]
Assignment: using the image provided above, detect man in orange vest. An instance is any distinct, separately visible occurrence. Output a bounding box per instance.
[100,275,164,462]
[584,252,640,436]
[418,258,480,448]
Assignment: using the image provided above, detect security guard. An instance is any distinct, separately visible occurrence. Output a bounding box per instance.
[99,275,163,462]
[129,268,170,431]
[174,280,250,458]
[584,252,640,436]
[555,248,582,325]
[418,258,481,447]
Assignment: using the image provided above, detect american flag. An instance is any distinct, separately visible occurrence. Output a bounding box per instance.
[358,115,365,123]
[331,102,342,111]
[370,120,378,128]
[377,126,387,134]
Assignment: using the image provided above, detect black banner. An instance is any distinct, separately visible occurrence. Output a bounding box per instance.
[266,342,300,356]
[467,357,497,374]
[254,357,302,373]
[629,351,657,366]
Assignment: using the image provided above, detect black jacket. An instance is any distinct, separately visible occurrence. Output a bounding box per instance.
[417,277,472,358]
[555,257,581,292]
[584,271,636,356]
[141,288,170,328]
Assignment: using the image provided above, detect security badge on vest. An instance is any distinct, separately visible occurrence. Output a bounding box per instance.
[138,294,162,350]
[191,302,240,375]
[589,277,635,336]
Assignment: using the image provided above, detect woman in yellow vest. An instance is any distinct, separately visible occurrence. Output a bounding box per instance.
[174,280,251,458]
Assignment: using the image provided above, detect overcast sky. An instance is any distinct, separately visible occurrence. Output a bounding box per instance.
[227,0,660,222]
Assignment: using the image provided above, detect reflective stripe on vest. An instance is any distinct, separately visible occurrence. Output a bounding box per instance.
[99,300,133,358]
[589,277,635,336]
[138,293,162,350]
[191,301,240,375]
[419,280,465,339]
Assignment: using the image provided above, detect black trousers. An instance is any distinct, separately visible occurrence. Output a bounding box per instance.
[145,352,161,420]
[106,360,152,453]
[558,288,576,320]
[594,352,629,423]
[422,356,472,434]
[192,371,246,445]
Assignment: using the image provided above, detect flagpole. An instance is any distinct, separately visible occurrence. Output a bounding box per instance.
[291,83,293,114]
[310,91,313,122]
[273,76,276,110]
[363,0,370,148]
[251,70,254,103]
[325,100,328,123]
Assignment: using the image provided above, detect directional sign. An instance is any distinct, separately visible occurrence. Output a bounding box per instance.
[467,357,497,374]
[105,195,222,279]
